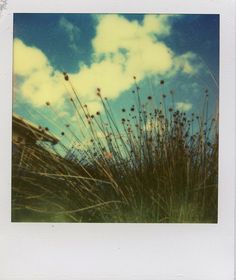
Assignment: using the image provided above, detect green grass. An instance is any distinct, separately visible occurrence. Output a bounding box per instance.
[12,76,218,223]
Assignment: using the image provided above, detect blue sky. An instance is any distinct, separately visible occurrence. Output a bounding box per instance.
[13,13,219,149]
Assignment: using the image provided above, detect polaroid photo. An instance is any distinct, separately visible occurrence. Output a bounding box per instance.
[0,0,235,279]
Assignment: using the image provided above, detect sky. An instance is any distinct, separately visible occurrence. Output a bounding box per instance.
[13,13,219,150]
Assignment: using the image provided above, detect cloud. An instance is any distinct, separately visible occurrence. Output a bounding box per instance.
[84,100,103,115]
[14,39,66,107]
[75,15,201,97]
[92,14,175,80]
[59,16,80,50]
[176,102,193,112]
[14,38,49,76]
[173,52,202,75]
[70,59,131,100]
[14,15,202,111]
[92,15,172,54]
[69,15,200,101]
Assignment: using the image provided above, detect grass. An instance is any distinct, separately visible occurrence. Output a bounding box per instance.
[12,75,218,223]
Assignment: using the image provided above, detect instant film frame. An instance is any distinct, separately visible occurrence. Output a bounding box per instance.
[0,0,235,279]
[12,14,220,223]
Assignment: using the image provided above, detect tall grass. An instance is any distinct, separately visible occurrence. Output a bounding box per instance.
[12,74,218,223]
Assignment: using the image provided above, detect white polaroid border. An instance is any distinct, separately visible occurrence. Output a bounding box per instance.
[0,1,235,279]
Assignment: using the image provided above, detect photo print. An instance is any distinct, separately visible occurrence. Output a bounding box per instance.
[12,13,219,223]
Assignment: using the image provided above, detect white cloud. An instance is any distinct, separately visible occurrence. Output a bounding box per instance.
[176,102,193,112]
[142,15,172,36]
[14,38,49,76]
[70,59,131,100]
[92,14,172,54]
[59,16,80,50]
[68,14,199,102]
[173,52,202,75]
[14,39,67,107]
[73,14,200,99]
[84,101,103,115]
[14,15,202,111]
[92,14,175,81]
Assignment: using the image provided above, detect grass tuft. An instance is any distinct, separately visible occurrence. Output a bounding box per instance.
[12,75,218,223]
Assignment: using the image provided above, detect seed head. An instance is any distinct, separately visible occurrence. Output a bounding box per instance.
[63,72,69,81]
[96,88,101,97]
